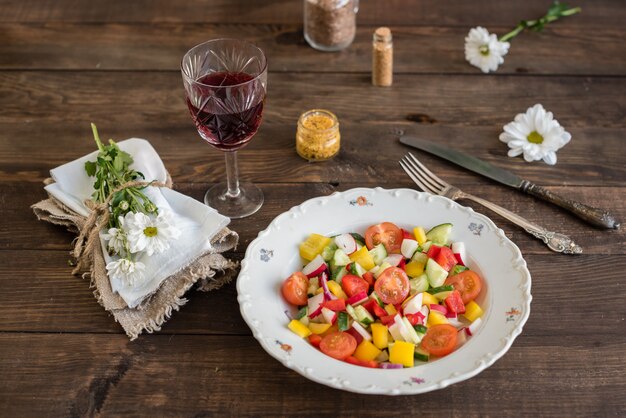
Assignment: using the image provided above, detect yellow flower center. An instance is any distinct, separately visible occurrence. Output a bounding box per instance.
[527,131,544,144]
[143,226,158,237]
[479,45,490,56]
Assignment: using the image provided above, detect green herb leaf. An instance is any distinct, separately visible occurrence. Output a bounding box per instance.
[84,160,97,177]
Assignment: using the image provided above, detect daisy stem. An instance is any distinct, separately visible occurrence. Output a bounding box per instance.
[499,3,581,43]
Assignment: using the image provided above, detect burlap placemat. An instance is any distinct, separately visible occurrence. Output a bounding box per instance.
[32,178,239,340]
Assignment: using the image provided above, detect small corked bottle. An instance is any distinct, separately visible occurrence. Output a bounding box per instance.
[372,27,393,86]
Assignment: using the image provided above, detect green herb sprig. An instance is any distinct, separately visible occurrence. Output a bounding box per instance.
[500,1,581,42]
[85,123,156,229]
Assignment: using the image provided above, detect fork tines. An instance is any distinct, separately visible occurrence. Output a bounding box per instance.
[399,153,449,195]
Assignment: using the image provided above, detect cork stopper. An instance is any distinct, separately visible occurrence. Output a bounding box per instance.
[374,27,392,42]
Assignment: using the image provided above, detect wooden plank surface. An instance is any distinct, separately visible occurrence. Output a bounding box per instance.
[0,333,624,417]
[1,23,624,75]
[1,0,623,27]
[1,0,625,415]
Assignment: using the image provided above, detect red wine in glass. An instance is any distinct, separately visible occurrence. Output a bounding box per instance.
[186,71,264,151]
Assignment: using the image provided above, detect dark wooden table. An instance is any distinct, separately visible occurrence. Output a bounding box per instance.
[1,1,625,416]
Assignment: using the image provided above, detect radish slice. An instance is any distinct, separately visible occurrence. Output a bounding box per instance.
[468,317,482,335]
[335,233,357,254]
[346,327,364,345]
[403,293,423,315]
[383,254,404,267]
[388,323,404,342]
[419,305,429,319]
[447,316,464,328]
[445,311,458,319]
[429,304,448,315]
[394,314,413,342]
[451,242,466,266]
[302,255,327,278]
[318,271,336,301]
[351,322,372,341]
[321,307,337,324]
[307,293,325,318]
[380,363,403,369]
[401,239,419,259]
[346,291,368,306]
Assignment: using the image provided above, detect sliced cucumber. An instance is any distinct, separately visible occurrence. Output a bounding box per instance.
[354,305,375,326]
[450,264,469,276]
[374,262,392,279]
[334,266,349,284]
[426,223,453,246]
[426,284,454,294]
[426,258,448,287]
[370,292,384,307]
[296,306,308,320]
[345,304,359,321]
[333,248,351,266]
[410,274,429,294]
[402,317,423,344]
[337,311,350,331]
[349,262,366,277]
[411,251,428,265]
[433,291,453,301]
[414,347,430,362]
[414,324,428,335]
[421,241,433,253]
[321,244,338,262]
[369,243,388,265]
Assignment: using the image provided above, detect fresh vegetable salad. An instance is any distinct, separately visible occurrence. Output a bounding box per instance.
[282,222,485,369]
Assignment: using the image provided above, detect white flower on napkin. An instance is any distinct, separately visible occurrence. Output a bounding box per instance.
[102,216,128,255]
[106,258,146,288]
[465,27,510,73]
[499,104,571,165]
[125,210,181,256]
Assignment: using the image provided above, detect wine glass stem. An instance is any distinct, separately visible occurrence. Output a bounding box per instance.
[224,151,241,198]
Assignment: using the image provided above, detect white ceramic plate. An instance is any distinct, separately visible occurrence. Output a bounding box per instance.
[237,188,531,395]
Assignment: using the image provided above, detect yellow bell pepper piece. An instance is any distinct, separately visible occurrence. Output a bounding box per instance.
[288,319,312,338]
[354,339,382,362]
[327,280,348,299]
[427,311,449,327]
[405,260,425,278]
[421,291,438,306]
[463,301,484,322]
[299,233,332,261]
[384,304,397,315]
[349,246,376,271]
[371,323,389,349]
[308,322,332,335]
[413,227,427,245]
[389,340,415,367]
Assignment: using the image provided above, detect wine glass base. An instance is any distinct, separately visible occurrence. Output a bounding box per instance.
[204,182,264,219]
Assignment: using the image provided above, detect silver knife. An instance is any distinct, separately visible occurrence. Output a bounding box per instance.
[400,136,620,229]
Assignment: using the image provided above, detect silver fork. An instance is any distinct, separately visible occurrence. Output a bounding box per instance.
[400,153,582,254]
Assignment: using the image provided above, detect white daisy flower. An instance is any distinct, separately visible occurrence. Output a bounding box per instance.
[102,216,127,255]
[465,27,510,73]
[106,258,146,287]
[125,210,181,256]
[499,104,572,165]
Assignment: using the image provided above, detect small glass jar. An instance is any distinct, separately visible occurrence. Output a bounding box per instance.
[296,109,340,162]
[304,0,359,52]
[372,27,393,86]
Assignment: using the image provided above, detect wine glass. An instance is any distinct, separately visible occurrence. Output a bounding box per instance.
[181,39,267,219]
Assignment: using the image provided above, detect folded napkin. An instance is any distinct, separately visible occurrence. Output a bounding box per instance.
[33,138,239,339]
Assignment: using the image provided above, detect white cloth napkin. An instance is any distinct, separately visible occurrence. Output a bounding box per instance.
[45,138,230,308]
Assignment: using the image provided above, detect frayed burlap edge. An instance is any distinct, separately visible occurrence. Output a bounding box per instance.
[32,183,239,340]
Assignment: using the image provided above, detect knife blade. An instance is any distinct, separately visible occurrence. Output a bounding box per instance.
[399,135,620,229]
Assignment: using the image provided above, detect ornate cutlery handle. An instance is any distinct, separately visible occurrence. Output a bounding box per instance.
[458,191,583,254]
[520,180,620,230]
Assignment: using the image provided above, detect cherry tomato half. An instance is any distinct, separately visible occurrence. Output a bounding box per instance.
[444,270,483,304]
[374,267,410,305]
[319,332,357,360]
[281,272,309,306]
[365,222,403,253]
[421,324,458,357]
